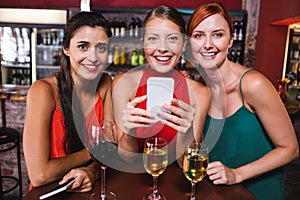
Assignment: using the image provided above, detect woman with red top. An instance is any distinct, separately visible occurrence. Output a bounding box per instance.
[23,12,114,192]
[112,6,210,166]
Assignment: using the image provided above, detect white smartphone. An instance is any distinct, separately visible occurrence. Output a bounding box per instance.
[146,77,174,121]
[39,178,76,200]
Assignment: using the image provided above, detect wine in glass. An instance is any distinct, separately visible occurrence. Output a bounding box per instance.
[183,143,208,200]
[143,137,168,200]
[88,120,118,200]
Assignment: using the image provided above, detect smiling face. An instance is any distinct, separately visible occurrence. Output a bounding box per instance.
[189,14,233,69]
[63,26,109,81]
[143,17,185,73]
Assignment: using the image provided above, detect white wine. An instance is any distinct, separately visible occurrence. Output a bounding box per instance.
[143,147,168,176]
[183,153,208,183]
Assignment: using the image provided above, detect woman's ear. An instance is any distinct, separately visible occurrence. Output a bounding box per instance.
[63,47,70,56]
[228,36,234,48]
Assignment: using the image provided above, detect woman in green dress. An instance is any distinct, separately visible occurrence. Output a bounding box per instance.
[187,2,299,199]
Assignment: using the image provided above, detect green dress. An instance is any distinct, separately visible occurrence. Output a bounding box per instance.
[204,70,285,200]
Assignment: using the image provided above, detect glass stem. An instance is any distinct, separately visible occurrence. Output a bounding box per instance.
[190,182,196,200]
[101,165,106,199]
[152,175,159,196]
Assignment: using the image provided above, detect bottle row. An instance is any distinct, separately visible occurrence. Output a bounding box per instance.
[233,20,245,42]
[10,69,31,86]
[228,49,242,64]
[108,17,142,38]
[37,29,64,46]
[108,45,145,66]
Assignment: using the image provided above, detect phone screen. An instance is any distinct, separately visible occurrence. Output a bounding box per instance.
[147,77,174,121]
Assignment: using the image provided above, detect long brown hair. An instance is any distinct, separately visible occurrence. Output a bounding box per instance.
[56,11,112,153]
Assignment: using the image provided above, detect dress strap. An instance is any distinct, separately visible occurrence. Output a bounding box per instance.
[40,79,59,109]
[239,69,255,105]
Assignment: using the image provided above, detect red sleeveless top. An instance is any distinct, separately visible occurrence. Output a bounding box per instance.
[135,67,190,153]
[29,80,103,189]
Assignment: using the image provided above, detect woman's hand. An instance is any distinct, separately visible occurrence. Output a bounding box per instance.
[159,98,195,134]
[122,95,156,135]
[59,166,98,193]
[207,161,241,185]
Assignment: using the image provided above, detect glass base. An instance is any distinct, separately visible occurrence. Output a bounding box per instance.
[90,192,116,200]
[143,193,166,200]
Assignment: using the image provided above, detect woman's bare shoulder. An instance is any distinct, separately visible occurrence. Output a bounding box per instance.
[27,77,57,107]
[113,70,142,89]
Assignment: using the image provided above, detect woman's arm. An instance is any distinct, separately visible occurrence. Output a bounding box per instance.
[23,80,91,187]
[235,72,299,182]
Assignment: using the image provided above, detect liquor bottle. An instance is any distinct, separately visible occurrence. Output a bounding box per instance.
[235,50,241,64]
[110,18,116,37]
[131,48,139,66]
[120,46,126,65]
[129,18,135,38]
[114,18,120,38]
[178,52,186,70]
[108,46,113,65]
[113,45,120,66]
[238,21,244,41]
[120,18,126,38]
[134,18,141,38]
[233,21,238,41]
[138,49,145,65]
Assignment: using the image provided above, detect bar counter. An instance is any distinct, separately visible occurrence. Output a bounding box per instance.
[23,163,255,200]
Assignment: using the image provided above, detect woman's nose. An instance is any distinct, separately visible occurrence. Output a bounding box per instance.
[203,37,213,50]
[157,39,169,52]
[87,49,99,62]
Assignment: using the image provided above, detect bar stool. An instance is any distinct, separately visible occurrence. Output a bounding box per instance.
[0,97,22,199]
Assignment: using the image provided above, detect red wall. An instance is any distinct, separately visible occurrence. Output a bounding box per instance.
[255,0,300,87]
[0,0,242,10]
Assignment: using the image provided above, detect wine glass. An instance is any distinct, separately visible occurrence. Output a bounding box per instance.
[182,143,209,200]
[143,137,168,200]
[88,120,118,200]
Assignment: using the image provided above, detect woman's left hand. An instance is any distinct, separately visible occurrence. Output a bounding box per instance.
[207,161,240,185]
[59,166,98,192]
[158,98,195,134]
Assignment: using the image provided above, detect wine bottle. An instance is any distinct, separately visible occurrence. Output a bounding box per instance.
[138,49,145,65]
[120,18,126,38]
[131,48,139,66]
[129,18,135,38]
[113,45,120,66]
[120,46,126,65]
[238,21,244,41]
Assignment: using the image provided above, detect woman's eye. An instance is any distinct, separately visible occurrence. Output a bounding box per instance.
[97,45,108,53]
[192,33,203,39]
[147,36,158,42]
[168,36,179,43]
[78,44,88,51]
[213,32,223,38]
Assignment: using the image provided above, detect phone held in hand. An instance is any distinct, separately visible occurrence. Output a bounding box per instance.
[39,177,76,200]
[146,77,174,121]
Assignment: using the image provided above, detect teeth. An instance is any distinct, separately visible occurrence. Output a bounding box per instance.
[201,52,217,57]
[155,56,171,61]
[84,65,97,69]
